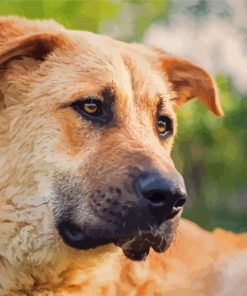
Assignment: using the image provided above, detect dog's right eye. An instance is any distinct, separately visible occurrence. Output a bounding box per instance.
[71,97,111,124]
[78,98,102,116]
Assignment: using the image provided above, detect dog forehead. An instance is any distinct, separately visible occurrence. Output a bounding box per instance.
[47,31,170,110]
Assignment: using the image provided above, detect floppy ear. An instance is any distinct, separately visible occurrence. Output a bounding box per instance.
[0,16,65,64]
[162,56,223,116]
[0,32,63,65]
[0,29,65,108]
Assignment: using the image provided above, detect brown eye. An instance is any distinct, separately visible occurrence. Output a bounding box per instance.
[157,116,172,138]
[71,96,111,124]
[81,99,102,116]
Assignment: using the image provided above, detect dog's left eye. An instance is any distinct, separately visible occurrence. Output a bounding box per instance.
[157,115,173,138]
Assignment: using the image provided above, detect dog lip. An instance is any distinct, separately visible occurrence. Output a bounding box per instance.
[58,221,169,259]
[58,221,114,250]
[62,222,85,242]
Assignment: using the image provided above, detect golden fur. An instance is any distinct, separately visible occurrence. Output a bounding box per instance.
[0,16,246,296]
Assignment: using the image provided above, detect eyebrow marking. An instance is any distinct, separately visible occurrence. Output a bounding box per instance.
[158,91,177,110]
[159,92,177,102]
[101,86,116,104]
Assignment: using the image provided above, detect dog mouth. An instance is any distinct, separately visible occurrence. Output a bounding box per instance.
[58,221,173,261]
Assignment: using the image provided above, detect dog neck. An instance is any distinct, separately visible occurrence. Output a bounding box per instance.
[0,242,121,295]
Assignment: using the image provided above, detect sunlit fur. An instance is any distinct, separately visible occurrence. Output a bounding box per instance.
[0,16,246,296]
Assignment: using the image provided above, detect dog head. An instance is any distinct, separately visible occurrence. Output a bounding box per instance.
[0,17,223,264]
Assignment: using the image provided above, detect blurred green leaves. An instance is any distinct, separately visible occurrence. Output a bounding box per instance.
[0,0,168,38]
[0,0,122,32]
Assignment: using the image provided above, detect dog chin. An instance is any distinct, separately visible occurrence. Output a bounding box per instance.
[115,232,171,261]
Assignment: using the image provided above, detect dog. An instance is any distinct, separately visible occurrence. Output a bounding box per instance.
[0,16,246,296]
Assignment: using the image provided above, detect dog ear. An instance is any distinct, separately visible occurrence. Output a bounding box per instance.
[0,16,65,64]
[0,21,66,108]
[161,56,223,116]
[0,32,64,65]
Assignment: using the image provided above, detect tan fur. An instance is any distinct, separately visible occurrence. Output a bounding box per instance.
[0,16,246,296]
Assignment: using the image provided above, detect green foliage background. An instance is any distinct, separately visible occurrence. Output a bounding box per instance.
[0,0,246,232]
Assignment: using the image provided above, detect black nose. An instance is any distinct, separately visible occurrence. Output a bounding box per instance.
[134,171,187,219]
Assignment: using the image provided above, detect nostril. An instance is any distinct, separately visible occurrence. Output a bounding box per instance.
[145,190,166,206]
[173,197,186,210]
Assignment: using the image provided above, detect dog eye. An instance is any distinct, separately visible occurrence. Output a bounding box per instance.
[157,116,173,138]
[71,97,109,123]
[79,98,102,116]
